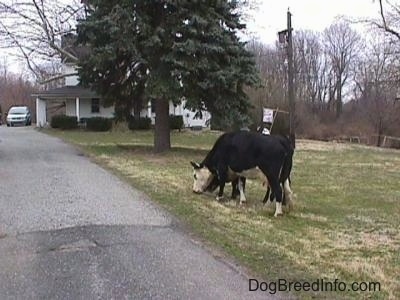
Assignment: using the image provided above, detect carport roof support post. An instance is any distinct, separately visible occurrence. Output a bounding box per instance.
[76,97,80,122]
[36,97,47,127]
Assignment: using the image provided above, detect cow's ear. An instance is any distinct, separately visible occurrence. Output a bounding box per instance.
[190,161,202,169]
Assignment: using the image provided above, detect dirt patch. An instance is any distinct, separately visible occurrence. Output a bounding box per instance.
[297,212,328,223]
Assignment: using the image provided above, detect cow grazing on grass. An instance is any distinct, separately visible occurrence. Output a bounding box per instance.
[191,131,293,217]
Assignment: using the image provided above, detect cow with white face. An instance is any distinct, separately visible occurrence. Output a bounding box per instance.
[190,131,294,217]
[191,162,214,194]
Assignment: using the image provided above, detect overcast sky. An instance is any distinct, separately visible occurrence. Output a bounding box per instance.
[1,0,383,73]
[245,0,381,44]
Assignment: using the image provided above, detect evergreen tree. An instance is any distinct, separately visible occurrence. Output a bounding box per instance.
[77,0,259,152]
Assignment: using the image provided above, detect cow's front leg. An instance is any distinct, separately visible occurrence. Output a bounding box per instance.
[216,182,226,201]
[216,167,227,201]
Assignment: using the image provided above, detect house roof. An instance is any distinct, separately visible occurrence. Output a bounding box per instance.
[61,33,90,63]
[32,86,99,100]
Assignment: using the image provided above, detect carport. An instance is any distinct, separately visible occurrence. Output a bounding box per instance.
[32,86,98,127]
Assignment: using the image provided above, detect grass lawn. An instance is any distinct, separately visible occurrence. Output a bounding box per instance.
[43,128,400,299]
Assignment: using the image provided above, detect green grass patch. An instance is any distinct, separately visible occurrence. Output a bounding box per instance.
[42,128,400,299]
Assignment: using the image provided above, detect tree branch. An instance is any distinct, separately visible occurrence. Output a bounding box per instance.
[38,72,78,85]
[378,0,400,41]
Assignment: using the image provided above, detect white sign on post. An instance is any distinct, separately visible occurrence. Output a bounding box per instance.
[262,108,274,123]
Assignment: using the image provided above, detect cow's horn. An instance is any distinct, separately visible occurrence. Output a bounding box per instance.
[190,161,201,169]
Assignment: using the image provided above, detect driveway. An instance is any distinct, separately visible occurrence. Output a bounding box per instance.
[0,126,278,299]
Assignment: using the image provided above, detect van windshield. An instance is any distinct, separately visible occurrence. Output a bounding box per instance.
[8,107,27,114]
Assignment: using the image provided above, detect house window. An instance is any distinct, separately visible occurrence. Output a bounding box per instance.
[91,98,100,113]
[151,99,156,113]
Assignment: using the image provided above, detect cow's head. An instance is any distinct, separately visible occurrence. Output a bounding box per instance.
[190,161,214,194]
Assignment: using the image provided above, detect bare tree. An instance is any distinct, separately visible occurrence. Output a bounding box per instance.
[0,0,85,83]
[323,21,363,118]
[368,0,400,42]
[372,0,400,85]
[353,34,400,144]
[294,30,332,111]
[246,39,287,125]
[0,61,38,122]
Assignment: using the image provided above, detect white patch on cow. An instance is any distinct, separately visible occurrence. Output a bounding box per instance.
[233,167,260,179]
[192,167,213,193]
[238,179,246,204]
[283,179,294,211]
[274,202,283,217]
[229,167,268,184]
[226,168,238,182]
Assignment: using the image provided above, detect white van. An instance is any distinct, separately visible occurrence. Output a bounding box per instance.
[6,106,32,127]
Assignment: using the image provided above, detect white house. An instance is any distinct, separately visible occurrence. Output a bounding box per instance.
[32,63,211,129]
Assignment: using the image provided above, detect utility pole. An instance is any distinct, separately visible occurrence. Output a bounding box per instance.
[287,10,295,148]
[279,10,295,148]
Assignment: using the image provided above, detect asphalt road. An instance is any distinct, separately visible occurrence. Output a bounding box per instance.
[0,126,280,300]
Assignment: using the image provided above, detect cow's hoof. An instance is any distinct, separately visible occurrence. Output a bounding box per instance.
[216,195,224,202]
[239,200,247,206]
[274,202,283,217]
[274,212,283,217]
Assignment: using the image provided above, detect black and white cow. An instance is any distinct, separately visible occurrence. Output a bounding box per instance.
[191,131,294,217]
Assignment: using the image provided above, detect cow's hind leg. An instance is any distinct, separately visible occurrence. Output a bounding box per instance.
[271,180,283,217]
[261,165,283,217]
[238,177,246,205]
[216,165,227,201]
[262,186,271,204]
[283,178,294,211]
[231,178,239,199]
[262,185,276,204]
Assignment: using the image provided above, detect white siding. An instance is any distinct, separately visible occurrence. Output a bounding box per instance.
[182,108,211,128]
[79,99,115,118]
[179,100,211,128]
[65,98,115,119]
[141,100,211,128]
[64,97,211,127]
[63,64,79,86]
[66,99,76,116]
[57,62,211,128]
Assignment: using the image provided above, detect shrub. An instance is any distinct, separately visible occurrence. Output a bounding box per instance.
[391,139,400,149]
[79,117,89,125]
[86,117,113,131]
[51,115,78,129]
[169,115,184,130]
[128,116,151,130]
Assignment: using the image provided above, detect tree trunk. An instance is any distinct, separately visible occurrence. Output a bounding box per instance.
[377,117,383,147]
[133,81,145,121]
[154,98,171,153]
[336,75,342,119]
[133,99,141,121]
